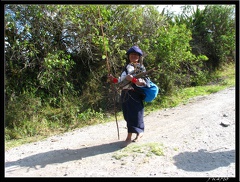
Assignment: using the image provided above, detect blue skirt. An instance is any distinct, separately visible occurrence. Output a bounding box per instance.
[121,90,144,134]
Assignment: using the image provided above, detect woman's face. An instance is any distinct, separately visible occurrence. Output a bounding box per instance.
[129,52,140,63]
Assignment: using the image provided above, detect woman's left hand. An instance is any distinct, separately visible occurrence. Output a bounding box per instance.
[126,75,146,86]
[136,80,146,86]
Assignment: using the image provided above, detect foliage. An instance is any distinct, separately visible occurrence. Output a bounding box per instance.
[144,62,235,114]
[5,62,235,150]
[174,5,235,70]
[154,23,208,93]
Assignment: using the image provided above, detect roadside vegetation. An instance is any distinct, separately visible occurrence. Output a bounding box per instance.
[5,60,235,151]
[4,4,236,150]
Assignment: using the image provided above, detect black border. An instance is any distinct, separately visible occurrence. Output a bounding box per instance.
[2,1,239,181]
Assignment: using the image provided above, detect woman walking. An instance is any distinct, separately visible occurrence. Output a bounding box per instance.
[108,46,147,147]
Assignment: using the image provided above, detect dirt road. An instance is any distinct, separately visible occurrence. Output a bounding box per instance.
[5,86,236,178]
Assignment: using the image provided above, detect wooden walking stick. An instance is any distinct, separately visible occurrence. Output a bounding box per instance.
[98,6,120,140]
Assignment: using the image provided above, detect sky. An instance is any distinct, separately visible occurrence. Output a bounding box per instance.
[156,5,206,14]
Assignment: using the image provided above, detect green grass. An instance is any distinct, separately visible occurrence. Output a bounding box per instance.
[145,62,235,113]
[112,142,164,160]
[5,63,235,151]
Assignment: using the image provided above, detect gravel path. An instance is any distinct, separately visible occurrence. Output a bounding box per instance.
[5,87,236,178]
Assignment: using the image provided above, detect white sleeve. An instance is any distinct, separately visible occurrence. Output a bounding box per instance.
[119,64,134,82]
[126,64,135,74]
[119,71,127,82]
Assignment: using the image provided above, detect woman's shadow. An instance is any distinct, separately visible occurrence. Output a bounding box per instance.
[5,141,125,172]
[173,149,235,172]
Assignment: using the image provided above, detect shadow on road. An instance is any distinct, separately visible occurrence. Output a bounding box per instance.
[5,141,125,171]
[173,149,235,172]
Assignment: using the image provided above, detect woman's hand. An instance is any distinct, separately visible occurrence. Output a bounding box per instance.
[136,79,146,86]
[108,74,118,83]
[108,74,114,81]
[126,75,146,86]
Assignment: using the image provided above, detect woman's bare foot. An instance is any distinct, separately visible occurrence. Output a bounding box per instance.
[132,133,143,142]
[121,139,132,148]
[121,133,132,148]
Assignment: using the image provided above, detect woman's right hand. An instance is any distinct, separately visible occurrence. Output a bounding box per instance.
[108,74,114,81]
[108,74,118,83]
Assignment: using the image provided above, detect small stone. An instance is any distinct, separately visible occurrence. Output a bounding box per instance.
[223,114,228,117]
[220,121,230,127]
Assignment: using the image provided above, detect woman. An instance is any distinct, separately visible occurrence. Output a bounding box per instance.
[108,46,147,147]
